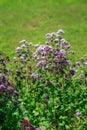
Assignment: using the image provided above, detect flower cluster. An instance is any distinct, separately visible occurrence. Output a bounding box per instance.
[0,29,87,130]
[30,73,41,80]
[0,73,19,103]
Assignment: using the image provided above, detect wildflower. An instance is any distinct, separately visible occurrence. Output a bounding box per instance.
[14,90,19,96]
[0,74,4,78]
[56,48,60,51]
[57,29,64,34]
[49,80,53,84]
[36,45,44,53]
[52,32,59,37]
[9,81,14,87]
[30,73,40,79]
[7,87,15,93]
[20,39,26,44]
[22,119,31,126]
[61,40,71,49]
[0,85,6,92]
[75,112,81,116]
[58,49,66,57]
[43,94,49,99]
[16,47,22,53]
[36,60,46,67]
[14,101,18,106]
[70,68,75,76]
[75,62,80,66]
[21,44,26,48]
[42,51,46,56]
[54,56,59,63]
[20,56,24,60]
[44,45,52,51]
[45,33,53,39]
[80,73,85,78]
[65,60,70,65]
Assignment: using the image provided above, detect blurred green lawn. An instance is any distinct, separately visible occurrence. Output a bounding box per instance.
[0,0,87,59]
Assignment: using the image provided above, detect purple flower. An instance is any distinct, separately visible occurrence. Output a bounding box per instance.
[54,56,60,63]
[43,94,49,99]
[22,119,31,126]
[35,45,44,54]
[58,49,66,57]
[80,74,85,78]
[75,112,81,116]
[16,47,22,53]
[14,101,18,105]
[57,29,64,34]
[0,85,6,92]
[7,87,15,94]
[43,45,52,51]
[0,74,4,78]
[42,51,47,56]
[75,62,80,66]
[70,68,75,76]
[52,32,59,37]
[61,40,71,49]
[36,60,46,67]
[30,73,40,79]
[14,90,19,96]
[35,74,40,79]
[45,33,53,39]
[65,60,70,65]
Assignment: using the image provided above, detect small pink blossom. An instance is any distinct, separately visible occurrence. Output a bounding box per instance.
[75,112,81,116]
[36,60,46,67]
[30,73,40,79]
[0,85,6,92]
[80,74,85,78]
[7,87,15,93]
[22,119,31,126]
[58,49,66,57]
[45,33,53,39]
[16,47,22,53]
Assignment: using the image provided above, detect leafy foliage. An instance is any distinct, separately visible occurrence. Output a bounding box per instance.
[0,30,87,130]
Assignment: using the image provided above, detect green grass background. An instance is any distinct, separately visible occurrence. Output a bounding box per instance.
[0,0,87,59]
